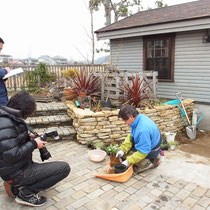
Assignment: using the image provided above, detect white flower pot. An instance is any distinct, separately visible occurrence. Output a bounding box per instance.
[165,132,176,143]
[170,145,175,150]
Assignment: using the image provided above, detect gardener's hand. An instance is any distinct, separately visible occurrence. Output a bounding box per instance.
[116,150,124,158]
[122,160,129,167]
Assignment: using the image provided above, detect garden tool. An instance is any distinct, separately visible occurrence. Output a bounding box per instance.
[175,92,196,139]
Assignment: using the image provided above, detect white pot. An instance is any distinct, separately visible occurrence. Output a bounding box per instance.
[170,145,175,150]
[165,132,176,143]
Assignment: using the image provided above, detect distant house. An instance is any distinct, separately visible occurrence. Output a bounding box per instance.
[38,55,57,65]
[23,57,39,65]
[0,54,13,64]
[95,0,210,104]
[53,56,68,65]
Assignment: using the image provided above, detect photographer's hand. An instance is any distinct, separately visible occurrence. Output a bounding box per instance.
[34,137,47,149]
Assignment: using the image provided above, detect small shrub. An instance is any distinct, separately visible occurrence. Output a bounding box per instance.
[106,144,119,155]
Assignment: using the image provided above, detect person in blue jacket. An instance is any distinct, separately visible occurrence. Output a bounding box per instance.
[0,37,10,106]
[116,104,161,173]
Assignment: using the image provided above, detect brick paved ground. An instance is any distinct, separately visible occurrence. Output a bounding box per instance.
[0,139,210,210]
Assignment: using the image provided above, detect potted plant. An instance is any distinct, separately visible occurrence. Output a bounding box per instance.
[106,144,121,167]
[165,132,176,144]
[79,89,87,97]
[169,141,177,150]
[93,141,105,150]
[119,73,152,108]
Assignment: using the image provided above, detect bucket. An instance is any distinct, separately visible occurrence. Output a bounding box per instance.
[165,132,176,143]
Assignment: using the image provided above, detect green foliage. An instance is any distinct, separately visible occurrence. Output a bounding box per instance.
[72,70,100,96]
[169,141,178,146]
[94,141,105,149]
[120,73,152,107]
[24,63,56,92]
[106,144,119,155]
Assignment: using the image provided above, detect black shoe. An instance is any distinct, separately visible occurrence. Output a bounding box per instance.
[15,191,47,207]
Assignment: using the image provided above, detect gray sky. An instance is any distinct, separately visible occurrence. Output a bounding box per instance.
[0,0,197,61]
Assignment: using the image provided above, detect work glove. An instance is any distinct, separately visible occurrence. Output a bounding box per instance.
[116,150,124,158]
[122,160,129,167]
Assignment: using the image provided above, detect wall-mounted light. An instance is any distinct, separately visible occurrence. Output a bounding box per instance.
[203,29,210,43]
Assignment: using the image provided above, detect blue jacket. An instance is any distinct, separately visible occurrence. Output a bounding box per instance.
[0,67,8,106]
[130,114,160,154]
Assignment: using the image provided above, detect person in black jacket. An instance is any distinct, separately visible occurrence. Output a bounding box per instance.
[0,91,70,207]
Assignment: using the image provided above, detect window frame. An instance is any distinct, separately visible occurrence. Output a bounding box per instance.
[143,33,175,82]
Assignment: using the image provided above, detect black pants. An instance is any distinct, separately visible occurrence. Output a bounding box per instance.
[10,161,70,195]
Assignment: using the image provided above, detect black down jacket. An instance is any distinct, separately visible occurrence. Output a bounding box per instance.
[0,108,37,179]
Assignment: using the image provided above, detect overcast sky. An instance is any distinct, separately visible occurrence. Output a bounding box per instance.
[0,0,197,61]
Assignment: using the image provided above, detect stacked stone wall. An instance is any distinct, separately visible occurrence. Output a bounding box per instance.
[66,99,194,145]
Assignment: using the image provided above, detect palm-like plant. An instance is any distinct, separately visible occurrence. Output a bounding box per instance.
[121,74,152,107]
[73,70,100,96]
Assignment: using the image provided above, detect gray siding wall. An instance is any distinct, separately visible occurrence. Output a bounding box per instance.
[110,30,210,103]
[110,37,143,71]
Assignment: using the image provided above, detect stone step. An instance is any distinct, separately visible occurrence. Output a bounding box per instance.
[25,114,72,128]
[31,102,68,117]
[33,126,76,141]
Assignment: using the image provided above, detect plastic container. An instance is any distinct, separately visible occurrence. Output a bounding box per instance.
[114,164,128,174]
[165,132,176,143]
[88,150,106,162]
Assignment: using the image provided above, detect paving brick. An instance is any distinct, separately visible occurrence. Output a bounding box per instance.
[151,189,162,197]
[191,204,206,210]
[125,186,138,194]
[70,197,90,209]
[197,196,210,208]
[135,187,152,196]
[71,190,87,200]
[184,182,198,192]
[54,197,75,209]
[175,189,191,200]
[192,186,207,197]
[87,189,104,199]
[114,191,130,201]
[183,196,197,208]
[206,189,210,198]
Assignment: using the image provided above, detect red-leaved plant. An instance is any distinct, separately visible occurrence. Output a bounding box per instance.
[121,74,152,107]
[72,70,100,96]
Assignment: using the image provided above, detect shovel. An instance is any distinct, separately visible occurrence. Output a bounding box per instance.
[175,92,196,139]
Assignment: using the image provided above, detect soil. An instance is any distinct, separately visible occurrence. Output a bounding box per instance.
[176,130,210,159]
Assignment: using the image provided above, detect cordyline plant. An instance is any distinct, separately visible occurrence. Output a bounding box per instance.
[120,73,152,107]
[73,70,100,96]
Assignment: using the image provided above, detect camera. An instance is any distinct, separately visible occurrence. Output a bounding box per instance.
[39,130,59,162]
[29,129,59,162]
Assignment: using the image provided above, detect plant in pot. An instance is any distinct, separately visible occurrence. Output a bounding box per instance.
[119,73,152,108]
[106,144,121,167]
[169,141,178,150]
[93,141,105,150]
[165,132,176,144]
[73,70,100,97]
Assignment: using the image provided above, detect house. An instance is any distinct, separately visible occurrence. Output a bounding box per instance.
[95,0,210,130]
[0,54,13,64]
[38,55,57,65]
[53,56,68,65]
[23,57,39,65]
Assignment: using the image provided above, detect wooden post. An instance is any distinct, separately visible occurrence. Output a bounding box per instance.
[153,71,158,102]
[13,75,17,91]
[101,71,105,101]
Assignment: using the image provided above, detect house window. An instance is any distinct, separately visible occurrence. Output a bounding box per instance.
[143,34,175,81]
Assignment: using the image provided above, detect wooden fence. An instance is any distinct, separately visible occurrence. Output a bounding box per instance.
[5,64,158,105]
[5,64,107,90]
[99,70,158,106]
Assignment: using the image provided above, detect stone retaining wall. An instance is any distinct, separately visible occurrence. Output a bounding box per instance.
[66,99,194,145]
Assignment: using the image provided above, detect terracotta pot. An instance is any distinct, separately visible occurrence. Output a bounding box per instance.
[79,91,87,97]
